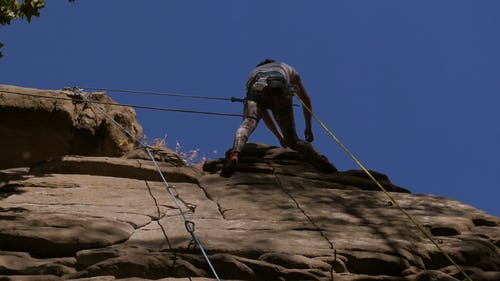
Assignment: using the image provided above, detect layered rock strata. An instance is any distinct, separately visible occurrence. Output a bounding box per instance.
[0,144,498,281]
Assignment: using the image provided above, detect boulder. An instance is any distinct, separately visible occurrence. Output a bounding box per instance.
[0,84,143,169]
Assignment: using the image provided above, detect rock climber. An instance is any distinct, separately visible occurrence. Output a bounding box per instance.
[222,59,337,176]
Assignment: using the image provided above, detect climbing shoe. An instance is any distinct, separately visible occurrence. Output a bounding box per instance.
[220,151,239,177]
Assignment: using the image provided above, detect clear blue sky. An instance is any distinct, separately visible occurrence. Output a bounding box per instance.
[2,1,499,216]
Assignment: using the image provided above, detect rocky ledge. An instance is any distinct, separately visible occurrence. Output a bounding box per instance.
[0,143,499,281]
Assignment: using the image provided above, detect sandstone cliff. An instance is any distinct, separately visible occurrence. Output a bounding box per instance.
[0,85,142,169]
[0,85,499,281]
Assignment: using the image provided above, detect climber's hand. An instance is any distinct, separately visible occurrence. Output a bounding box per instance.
[305,128,314,142]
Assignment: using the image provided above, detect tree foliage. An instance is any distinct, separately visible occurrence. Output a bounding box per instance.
[0,0,45,24]
[0,0,46,58]
[1,0,75,58]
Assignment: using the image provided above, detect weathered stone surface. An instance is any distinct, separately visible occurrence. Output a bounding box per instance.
[204,143,409,193]
[0,84,143,169]
[0,138,499,281]
[124,147,186,167]
[30,155,201,183]
[68,252,207,280]
[0,275,63,281]
[0,210,134,257]
[0,251,76,276]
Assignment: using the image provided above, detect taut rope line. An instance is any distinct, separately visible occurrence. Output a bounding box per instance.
[0,89,243,118]
[81,86,300,107]
[292,93,473,281]
[83,86,242,102]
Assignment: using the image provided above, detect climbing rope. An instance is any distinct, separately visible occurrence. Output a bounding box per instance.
[0,89,243,118]
[81,86,300,107]
[72,88,221,281]
[83,86,244,102]
[292,93,473,281]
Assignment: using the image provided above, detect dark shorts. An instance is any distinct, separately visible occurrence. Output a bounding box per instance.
[246,71,293,115]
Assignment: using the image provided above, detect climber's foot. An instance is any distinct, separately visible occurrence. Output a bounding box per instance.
[220,151,239,177]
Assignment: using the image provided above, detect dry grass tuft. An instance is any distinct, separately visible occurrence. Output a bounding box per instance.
[143,134,218,166]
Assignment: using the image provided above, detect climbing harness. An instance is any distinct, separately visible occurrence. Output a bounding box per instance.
[292,93,474,281]
[71,88,222,281]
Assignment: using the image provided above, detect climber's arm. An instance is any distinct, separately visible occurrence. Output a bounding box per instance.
[294,77,314,142]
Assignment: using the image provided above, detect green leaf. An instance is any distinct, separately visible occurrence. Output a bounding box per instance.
[19,0,45,22]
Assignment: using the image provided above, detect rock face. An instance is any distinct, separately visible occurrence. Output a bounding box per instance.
[0,85,499,281]
[0,84,143,169]
[0,142,499,281]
